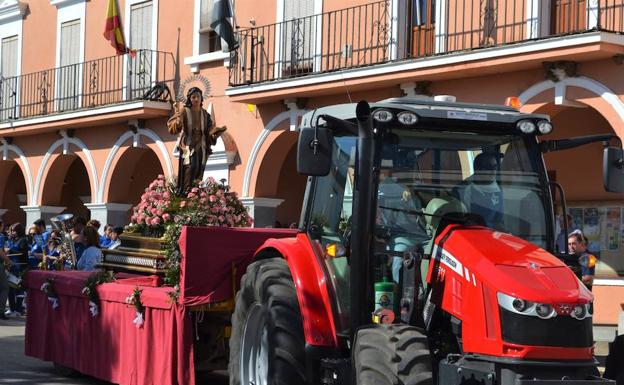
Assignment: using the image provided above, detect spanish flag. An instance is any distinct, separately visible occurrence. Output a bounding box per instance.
[103,0,130,55]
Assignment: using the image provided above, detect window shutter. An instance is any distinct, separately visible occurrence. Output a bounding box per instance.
[130,1,153,50]
[200,0,214,32]
[1,36,18,120]
[60,19,80,66]
[1,36,18,77]
[283,0,315,70]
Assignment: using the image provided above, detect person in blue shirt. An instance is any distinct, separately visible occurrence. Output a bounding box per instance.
[0,220,10,319]
[100,223,113,248]
[77,226,103,272]
[33,218,49,244]
[6,223,29,316]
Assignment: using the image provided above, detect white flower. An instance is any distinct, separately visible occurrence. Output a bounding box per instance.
[125,295,133,304]
[48,297,59,309]
[81,287,89,295]
[132,311,144,328]
[40,282,49,292]
[88,301,98,317]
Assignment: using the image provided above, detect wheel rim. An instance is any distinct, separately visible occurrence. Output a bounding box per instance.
[240,303,270,385]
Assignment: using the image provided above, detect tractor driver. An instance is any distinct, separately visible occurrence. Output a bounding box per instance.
[377,168,425,283]
[455,152,504,229]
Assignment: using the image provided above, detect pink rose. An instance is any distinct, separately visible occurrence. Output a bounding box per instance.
[218,215,225,222]
[180,200,187,208]
[200,192,207,198]
[163,191,170,199]
[156,209,164,216]
[158,174,165,179]
[187,192,196,199]
[162,213,171,221]
[191,187,199,193]
[209,195,217,203]
[151,217,161,225]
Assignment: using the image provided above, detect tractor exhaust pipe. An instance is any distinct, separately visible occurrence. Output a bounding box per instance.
[350,101,376,336]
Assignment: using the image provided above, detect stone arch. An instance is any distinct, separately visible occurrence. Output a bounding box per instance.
[0,139,34,202]
[34,134,98,206]
[518,76,624,140]
[98,128,173,203]
[242,109,308,197]
[254,130,307,226]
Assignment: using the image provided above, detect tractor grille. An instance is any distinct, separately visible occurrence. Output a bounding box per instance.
[499,308,593,348]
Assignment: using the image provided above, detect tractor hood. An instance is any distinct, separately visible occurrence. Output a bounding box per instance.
[434,226,592,304]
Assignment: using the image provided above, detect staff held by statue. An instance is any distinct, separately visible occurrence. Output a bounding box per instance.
[167,87,226,194]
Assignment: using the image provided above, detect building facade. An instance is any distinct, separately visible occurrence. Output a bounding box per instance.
[1,0,624,284]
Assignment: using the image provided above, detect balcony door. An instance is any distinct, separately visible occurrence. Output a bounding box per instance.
[129,0,153,99]
[282,0,315,76]
[0,35,18,120]
[552,0,587,34]
[410,0,435,57]
[58,19,80,112]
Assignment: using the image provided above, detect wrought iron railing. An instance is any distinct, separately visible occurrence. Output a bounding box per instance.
[0,49,175,122]
[229,0,624,87]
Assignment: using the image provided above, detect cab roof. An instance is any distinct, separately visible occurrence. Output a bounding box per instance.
[300,97,550,131]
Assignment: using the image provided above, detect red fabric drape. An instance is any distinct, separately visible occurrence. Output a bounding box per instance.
[24,271,194,385]
[179,226,297,306]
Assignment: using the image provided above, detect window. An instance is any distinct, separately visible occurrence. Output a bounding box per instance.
[0,35,18,120]
[129,0,153,97]
[199,0,222,54]
[58,19,80,111]
[281,0,315,74]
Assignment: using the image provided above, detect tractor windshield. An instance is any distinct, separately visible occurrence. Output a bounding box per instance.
[305,127,553,332]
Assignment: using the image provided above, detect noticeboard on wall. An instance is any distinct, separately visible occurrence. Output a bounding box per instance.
[566,205,623,256]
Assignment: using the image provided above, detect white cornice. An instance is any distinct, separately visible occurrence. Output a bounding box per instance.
[0,100,171,129]
[50,0,87,8]
[0,1,27,23]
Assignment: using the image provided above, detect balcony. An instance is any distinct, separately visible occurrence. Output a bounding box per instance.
[228,0,624,101]
[0,49,175,132]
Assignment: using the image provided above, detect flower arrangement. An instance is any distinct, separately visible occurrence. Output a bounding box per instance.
[125,287,145,328]
[126,175,253,300]
[81,271,114,317]
[128,175,252,238]
[40,278,59,309]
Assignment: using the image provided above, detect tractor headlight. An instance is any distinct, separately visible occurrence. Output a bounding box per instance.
[397,112,418,125]
[512,298,530,312]
[517,120,536,134]
[498,292,555,319]
[571,303,593,320]
[535,304,556,319]
[372,109,394,123]
[537,120,553,135]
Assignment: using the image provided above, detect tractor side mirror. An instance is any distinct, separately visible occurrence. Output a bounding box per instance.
[297,125,333,176]
[603,147,624,192]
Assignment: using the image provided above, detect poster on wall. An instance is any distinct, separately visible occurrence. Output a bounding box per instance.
[570,208,584,232]
[606,207,620,251]
[583,208,603,253]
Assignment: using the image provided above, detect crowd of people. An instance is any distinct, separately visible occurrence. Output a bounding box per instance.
[0,217,124,319]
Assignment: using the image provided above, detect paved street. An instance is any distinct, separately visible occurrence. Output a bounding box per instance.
[0,316,228,385]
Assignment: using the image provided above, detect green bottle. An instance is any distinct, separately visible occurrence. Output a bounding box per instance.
[374,277,395,312]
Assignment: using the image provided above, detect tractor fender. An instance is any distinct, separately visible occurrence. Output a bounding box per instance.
[254,233,339,348]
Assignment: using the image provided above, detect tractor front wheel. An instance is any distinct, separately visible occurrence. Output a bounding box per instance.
[354,324,433,385]
[229,258,308,385]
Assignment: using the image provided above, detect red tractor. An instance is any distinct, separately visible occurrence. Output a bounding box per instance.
[228,98,624,385]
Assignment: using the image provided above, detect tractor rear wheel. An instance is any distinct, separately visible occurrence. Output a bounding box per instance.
[354,324,433,385]
[229,258,308,385]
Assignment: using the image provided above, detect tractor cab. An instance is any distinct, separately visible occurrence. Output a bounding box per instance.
[297,97,624,336]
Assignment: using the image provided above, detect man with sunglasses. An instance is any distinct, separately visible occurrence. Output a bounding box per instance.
[568,230,597,290]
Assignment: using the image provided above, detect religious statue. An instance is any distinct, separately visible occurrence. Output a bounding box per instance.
[167,87,226,193]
